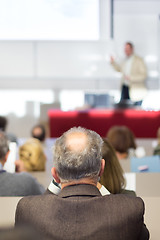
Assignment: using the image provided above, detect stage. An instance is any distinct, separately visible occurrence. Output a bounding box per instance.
[48,109,160,138]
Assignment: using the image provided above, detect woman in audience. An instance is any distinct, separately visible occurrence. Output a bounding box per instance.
[106,125,146,172]
[16,138,46,172]
[106,125,138,172]
[98,138,136,195]
[106,125,137,160]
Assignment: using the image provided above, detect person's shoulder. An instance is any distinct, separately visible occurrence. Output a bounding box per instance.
[18,172,45,193]
[14,171,42,181]
[120,194,144,207]
[133,55,144,62]
[106,192,138,200]
[120,189,136,196]
[103,194,145,212]
[11,172,44,188]
[11,172,36,181]
[0,171,30,181]
[17,193,55,209]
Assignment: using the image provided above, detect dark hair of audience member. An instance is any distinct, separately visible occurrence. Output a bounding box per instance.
[106,125,136,154]
[0,116,8,131]
[100,138,126,194]
[31,124,46,142]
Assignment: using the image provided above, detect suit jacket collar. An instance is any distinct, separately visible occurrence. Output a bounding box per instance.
[58,184,101,198]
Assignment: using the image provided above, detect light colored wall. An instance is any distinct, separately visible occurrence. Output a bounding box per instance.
[0,0,159,91]
[0,40,119,91]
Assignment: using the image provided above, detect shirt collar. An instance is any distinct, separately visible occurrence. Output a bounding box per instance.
[99,185,110,196]
[58,184,101,198]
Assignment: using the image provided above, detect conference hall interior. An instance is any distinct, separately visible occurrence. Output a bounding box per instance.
[0,0,160,239]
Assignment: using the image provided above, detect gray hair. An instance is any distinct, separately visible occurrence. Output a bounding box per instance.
[0,131,9,161]
[53,127,103,183]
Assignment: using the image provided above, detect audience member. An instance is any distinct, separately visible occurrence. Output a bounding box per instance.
[153,127,160,155]
[16,138,46,172]
[0,116,17,143]
[47,138,136,196]
[0,131,45,196]
[0,116,7,132]
[107,125,137,160]
[107,125,146,172]
[15,127,149,240]
[31,124,46,142]
[106,125,138,172]
[98,138,136,195]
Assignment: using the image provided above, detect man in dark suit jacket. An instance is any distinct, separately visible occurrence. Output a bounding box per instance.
[15,127,149,240]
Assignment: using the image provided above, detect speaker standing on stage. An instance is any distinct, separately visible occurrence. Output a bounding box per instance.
[110,42,147,102]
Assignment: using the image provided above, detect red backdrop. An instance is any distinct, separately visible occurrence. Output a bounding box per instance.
[48,109,160,138]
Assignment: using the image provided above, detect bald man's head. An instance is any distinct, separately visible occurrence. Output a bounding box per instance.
[53,127,103,183]
[66,132,88,152]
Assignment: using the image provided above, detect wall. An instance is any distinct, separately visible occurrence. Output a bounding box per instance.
[0,40,119,90]
[0,0,159,92]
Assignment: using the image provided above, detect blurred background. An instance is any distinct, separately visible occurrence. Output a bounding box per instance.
[0,0,159,137]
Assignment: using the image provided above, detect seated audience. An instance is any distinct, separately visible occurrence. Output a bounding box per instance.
[16,138,46,172]
[106,125,147,172]
[31,123,54,165]
[47,138,136,196]
[107,125,137,160]
[15,127,149,240]
[153,127,160,155]
[0,131,45,196]
[98,138,136,195]
[0,116,17,143]
[31,124,46,142]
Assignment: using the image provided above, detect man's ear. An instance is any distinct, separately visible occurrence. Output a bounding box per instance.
[99,159,105,177]
[51,167,60,184]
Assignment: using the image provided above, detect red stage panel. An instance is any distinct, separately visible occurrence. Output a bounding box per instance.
[48,109,160,138]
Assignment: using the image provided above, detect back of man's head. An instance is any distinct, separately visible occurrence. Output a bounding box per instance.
[0,116,7,132]
[31,124,46,142]
[0,131,9,162]
[53,127,103,183]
